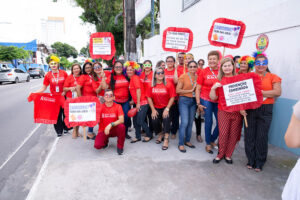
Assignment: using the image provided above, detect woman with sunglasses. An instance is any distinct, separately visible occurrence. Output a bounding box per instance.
[243,52,281,172]
[63,63,82,138]
[76,59,97,140]
[92,62,109,103]
[124,61,152,143]
[237,56,254,74]
[156,60,166,69]
[147,67,176,150]
[35,55,68,137]
[176,61,198,153]
[109,61,131,139]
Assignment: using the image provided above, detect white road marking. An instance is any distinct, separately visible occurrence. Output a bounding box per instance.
[0,124,42,171]
[25,137,59,200]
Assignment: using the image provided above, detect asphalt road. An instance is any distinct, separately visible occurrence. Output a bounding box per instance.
[0,78,56,200]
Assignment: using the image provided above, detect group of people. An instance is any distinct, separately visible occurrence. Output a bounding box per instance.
[34,50,282,172]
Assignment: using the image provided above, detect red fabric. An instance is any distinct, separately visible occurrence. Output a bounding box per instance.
[197,67,219,102]
[208,18,246,49]
[98,103,124,132]
[94,124,125,149]
[162,27,193,52]
[77,74,97,97]
[63,75,81,98]
[129,75,148,105]
[43,70,68,95]
[28,93,65,124]
[177,65,188,78]
[92,77,107,97]
[196,68,202,76]
[164,68,176,84]
[217,73,263,112]
[128,108,137,118]
[63,96,101,128]
[140,71,153,92]
[146,83,177,109]
[89,32,116,60]
[108,74,130,103]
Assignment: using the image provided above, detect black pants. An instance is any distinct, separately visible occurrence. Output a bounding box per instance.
[151,108,171,134]
[54,107,69,136]
[194,114,202,136]
[244,104,273,168]
[170,101,179,135]
[145,107,154,134]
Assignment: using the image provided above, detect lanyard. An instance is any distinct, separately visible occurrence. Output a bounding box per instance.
[187,72,196,97]
[73,75,77,85]
[210,67,218,79]
[51,70,59,85]
[88,74,93,83]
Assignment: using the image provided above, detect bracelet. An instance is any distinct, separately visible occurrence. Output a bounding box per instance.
[165,108,170,111]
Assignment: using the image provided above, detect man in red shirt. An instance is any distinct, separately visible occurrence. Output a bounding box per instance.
[94,89,125,155]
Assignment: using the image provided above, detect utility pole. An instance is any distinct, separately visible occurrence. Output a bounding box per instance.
[151,0,155,36]
[124,0,137,61]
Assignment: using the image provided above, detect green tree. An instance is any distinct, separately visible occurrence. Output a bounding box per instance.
[80,46,90,57]
[60,57,72,69]
[51,42,78,58]
[0,45,31,68]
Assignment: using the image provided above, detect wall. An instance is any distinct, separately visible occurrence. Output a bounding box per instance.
[143,0,300,155]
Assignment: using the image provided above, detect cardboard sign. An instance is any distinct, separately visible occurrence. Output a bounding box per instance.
[218,73,263,112]
[162,27,193,52]
[256,34,269,52]
[89,32,116,60]
[208,18,246,49]
[64,96,101,128]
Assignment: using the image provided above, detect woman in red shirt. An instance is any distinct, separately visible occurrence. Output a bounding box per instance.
[244,52,282,172]
[92,62,108,103]
[35,55,68,137]
[109,61,131,139]
[196,50,220,154]
[209,58,243,164]
[76,59,97,140]
[124,61,152,143]
[147,67,176,150]
[237,56,254,74]
[63,63,82,138]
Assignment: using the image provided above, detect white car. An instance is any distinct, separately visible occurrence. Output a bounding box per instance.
[0,68,30,84]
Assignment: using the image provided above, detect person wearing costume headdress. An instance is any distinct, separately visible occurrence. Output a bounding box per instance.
[237,56,255,74]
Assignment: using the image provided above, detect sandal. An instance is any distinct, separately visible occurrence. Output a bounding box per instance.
[254,166,262,172]
[156,133,163,144]
[185,142,195,148]
[130,138,141,143]
[205,145,213,154]
[142,137,153,142]
[178,145,186,153]
[162,135,169,150]
[196,135,203,143]
[246,163,253,169]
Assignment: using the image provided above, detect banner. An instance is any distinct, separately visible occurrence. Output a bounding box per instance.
[208,18,246,49]
[64,96,101,128]
[89,32,116,60]
[218,73,263,112]
[162,27,193,52]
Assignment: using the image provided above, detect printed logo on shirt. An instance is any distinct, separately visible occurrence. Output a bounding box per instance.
[152,88,167,94]
[115,79,128,84]
[165,75,174,79]
[51,77,65,82]
[207,75,217,80]
[40,96,56,102]
[102,113,117,118]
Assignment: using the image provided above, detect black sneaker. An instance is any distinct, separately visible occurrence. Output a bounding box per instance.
[57,133,62,137]
[63,130,69,135]
[117,148,123,155]
[125,134,131,139]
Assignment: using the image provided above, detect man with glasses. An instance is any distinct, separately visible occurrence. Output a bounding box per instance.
[94,89,126,155]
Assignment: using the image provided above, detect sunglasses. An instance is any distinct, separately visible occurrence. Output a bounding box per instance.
[104,94,113,98]
[255,60,268,66]
[156,71,164,75]
[143,64,152,68]
[114,66,123,69]
[188,65,198,68]
[49,62,57,66]
[93,66,102,69]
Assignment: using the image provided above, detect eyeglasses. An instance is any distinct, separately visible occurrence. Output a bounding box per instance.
[49,62,57,66]
[93,66,102,69]
[198,63,204,65]
[114,66,123,69]
[104,94,113,98]
[255,60,268,66]
[188,65,198,68]
[166,60,174,63]
[143,64,152,68]
[156,71,164,75]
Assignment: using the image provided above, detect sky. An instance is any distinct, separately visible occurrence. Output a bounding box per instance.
[0,0,95,51]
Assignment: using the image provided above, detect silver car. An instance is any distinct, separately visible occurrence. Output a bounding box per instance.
[0,68,30,84]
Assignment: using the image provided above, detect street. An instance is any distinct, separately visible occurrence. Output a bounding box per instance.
[0,78,56,200]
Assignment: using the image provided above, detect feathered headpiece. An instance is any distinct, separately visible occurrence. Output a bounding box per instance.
[123,61,142,76]
[252,51,267,60]
[49,55,60,63]
[238,55,255,69]
[85,58,95,64]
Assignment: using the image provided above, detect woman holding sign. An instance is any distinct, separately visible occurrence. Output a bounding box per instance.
[196,51,220,154]
[209,58,243,164]
[244,52,282,172]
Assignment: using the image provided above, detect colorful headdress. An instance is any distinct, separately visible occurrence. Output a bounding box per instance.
[85,58,95,64]
[252,51,267,60]
[49,55,60,63]
[238,55,255,69]
[123,61,142,76]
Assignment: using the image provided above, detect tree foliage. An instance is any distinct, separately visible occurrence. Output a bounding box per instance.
[80,46,90,57]
[51,42,78,58]
[0,45,31,68]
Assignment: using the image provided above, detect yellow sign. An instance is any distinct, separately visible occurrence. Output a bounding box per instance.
[93,38,104,44]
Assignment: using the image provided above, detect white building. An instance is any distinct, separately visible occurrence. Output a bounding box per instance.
[143,0,300,155]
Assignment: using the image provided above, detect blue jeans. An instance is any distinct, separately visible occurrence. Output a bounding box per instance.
[88,127,94,133]
[178,96,197,146]
[200,98,219,145]
[133,104,151,139]
[115,100,131,135]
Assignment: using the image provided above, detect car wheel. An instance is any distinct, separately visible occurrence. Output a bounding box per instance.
[26,76,30,82]
[14,77,19,84]
[0,82,2,85]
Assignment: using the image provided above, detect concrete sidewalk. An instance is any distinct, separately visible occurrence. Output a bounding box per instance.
[26,127,298,200]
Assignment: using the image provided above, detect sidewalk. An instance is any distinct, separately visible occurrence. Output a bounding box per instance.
[26,127,298,200]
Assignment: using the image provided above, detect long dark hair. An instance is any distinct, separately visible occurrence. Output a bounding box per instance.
[110,60,129,90]
[82,62,94,75]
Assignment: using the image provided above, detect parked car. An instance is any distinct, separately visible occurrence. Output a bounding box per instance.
[0,68,30,84]
[28,67,45,78]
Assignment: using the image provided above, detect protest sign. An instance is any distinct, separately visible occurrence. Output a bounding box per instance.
[162,27,193,52]
[90,32,116,60]
[208,18,246,49]
[256,34,269,52]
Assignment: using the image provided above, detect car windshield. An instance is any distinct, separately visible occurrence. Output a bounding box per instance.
[0,69,12,73]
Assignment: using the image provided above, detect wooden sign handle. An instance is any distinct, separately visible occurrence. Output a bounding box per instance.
[244,116,248,128]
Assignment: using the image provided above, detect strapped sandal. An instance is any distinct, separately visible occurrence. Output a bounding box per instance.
[162,135,169,150]
[155,133,163,144]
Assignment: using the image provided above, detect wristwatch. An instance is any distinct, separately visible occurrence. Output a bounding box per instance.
[110,122,115,127]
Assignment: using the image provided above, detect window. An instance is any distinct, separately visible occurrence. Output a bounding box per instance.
[182,0,201,11]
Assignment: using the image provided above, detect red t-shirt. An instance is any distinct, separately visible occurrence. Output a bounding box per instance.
[28,93,65,124]
[177,65,188,78]
[146,83,176,109]
[63,74,81,98]
[129,75,147,105]
[140,71,153,92]
[196,68,202,76]
[43,70,68,95]
[92,76,107,97]
[197,67,219,102]
[108,74,130,103]
[164,68,176,85]
[98,102,124,132]
[77,74,97,97]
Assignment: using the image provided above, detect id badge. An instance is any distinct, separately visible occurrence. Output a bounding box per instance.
[56,86,60,93]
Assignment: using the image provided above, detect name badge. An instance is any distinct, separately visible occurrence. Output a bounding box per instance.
[56,86,60,93]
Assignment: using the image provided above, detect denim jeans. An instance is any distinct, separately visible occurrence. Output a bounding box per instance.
[133,104,151,139]
[178,96,197,146]
[115,100,131,135]
[88,127,94,133]
[200,98,219,145]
